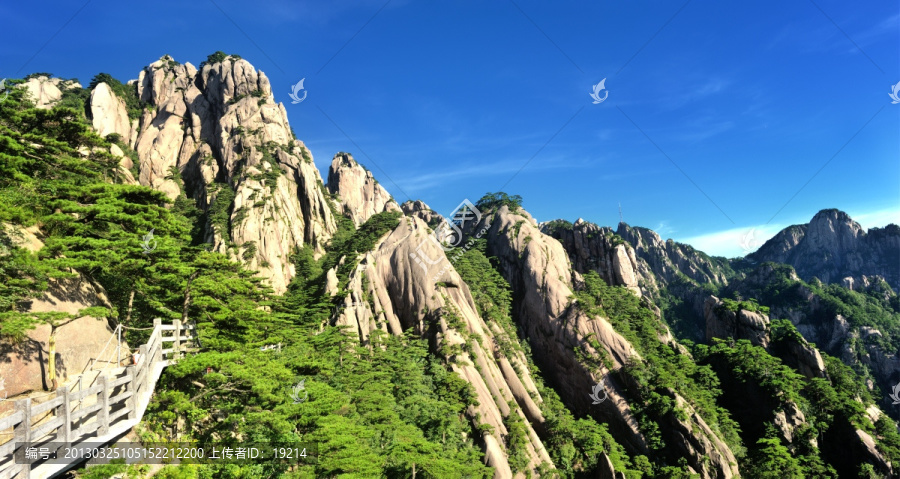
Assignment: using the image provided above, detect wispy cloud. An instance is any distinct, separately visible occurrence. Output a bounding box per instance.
[391,155,593,194]
[847,207,900,231]
[676,223,785,258]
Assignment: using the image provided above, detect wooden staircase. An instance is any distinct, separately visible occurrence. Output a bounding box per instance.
[0,319,196,479]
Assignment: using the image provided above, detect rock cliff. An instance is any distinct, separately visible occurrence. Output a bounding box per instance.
[481,206,739,478]
[326,153,400,226]
[332,215,552,478]
[542,219,641,296]
[750,209,900,291]
[22,75,81,109]
[128,55,337,294]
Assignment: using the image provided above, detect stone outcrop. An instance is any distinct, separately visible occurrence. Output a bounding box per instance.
[400,200,442,227]
[130,55,337,294]
[89,82,133,143]
[0,224,124,399]
[750,209,900,291]
[22,76,81,109]
[617,223,732,293]
[704,296,770,347]
[326,153,400,226]
[703,294,826,379]
[542,219,642,295]
[333,215,552,478]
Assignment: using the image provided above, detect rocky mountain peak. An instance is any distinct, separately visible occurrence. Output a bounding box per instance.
[129,53,337,294]
[751,208,899,290]
[326,152,399,226]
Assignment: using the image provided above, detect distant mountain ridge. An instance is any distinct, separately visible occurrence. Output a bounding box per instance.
[750,208,900,291]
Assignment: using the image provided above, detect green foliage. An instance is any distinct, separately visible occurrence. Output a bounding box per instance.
[448,239,521,356]
[573,271,744,459]
[476,191,523,213]
[200,51,229,67]
[541,219,573,236]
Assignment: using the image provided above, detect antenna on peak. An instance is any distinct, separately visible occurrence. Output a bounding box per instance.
[618,202,623,224]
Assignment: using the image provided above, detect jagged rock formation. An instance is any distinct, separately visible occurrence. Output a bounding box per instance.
[542,219,641,296]
[703,295,826,379]
[127,55,336,294]
[704,296,770,348]
[333,215,552,478]
[21,75,81,109]
[326,153,399,226]
[479,206,739,478]
[400,200,442,227]
[750,209,900,291]
[617,223,733,294]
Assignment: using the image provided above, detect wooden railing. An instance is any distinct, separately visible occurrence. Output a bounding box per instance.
[0,319,196,479]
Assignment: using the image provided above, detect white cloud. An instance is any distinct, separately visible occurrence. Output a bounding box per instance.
[675,224,785,258]
[847,207,900,231]
[674,207,900,258]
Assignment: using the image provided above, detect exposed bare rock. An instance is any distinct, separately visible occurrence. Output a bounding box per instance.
[780,336,826,379]
[22,76,81,109]
[401,200,442,227]
[89,82,132,142]
[334,216,553,477]
[109,144,138,185]
[542,219,641,295]
[326,153,400,226]
[617,223,731,293]
[750,209,900,291]
[0,314,122,399]
[773,402,811,444]
[131,55,336,294]
[596,452,617,479]
[704,296,769,347]
[854,429,892,475]
[476,206,738,477]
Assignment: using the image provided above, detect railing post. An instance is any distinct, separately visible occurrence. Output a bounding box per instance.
[125,365,137,420]
[13,399,31,479]
[138,344,149,392]
[97,375,110,436]
[56,386,71,443]
[173,320,182,360]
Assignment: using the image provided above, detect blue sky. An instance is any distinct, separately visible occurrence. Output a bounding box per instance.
[2,0,898,258]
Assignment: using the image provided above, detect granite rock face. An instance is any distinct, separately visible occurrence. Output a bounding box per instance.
[22,75,82,109]
[129,55,337,294]
[482,207,738,479]
[326,152,400,226]
[704,296,770,347]
[333,215,552,478]
[400,200,442,227]
[542,219,642,296]
[750,209,900,291]
[89,82,133,142]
